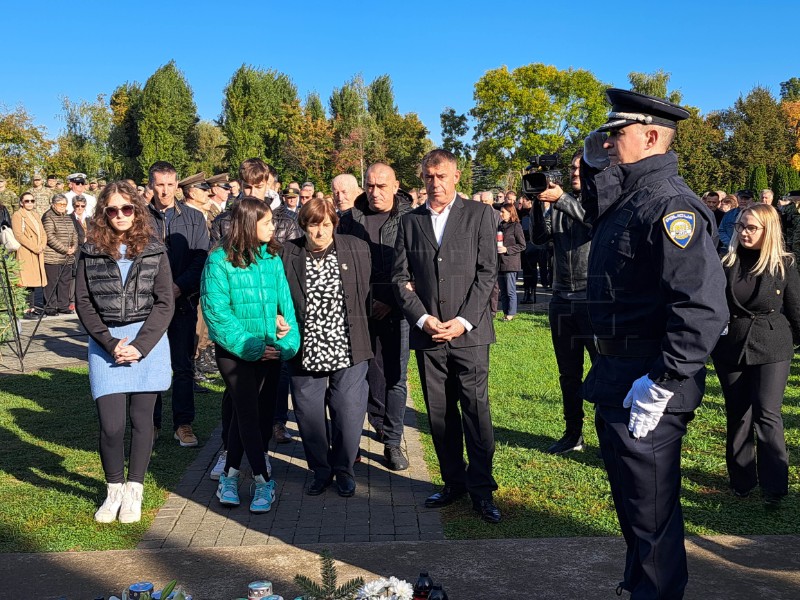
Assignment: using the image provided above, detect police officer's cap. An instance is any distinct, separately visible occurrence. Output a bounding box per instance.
[597,88,690,133]
[283,188,299,198]
[178,172,210,190]
[206,173,231,189]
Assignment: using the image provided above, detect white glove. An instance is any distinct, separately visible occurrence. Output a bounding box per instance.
[622,375,674,439]
[583,131,610,170]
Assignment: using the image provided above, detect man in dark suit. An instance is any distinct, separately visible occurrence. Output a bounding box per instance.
[392,149,501,523]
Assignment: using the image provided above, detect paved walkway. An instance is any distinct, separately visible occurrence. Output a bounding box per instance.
[0,312,87,374]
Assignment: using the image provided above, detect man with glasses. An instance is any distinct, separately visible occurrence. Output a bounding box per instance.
[299,183,315,206]
[65,173,97,217]
[26,174,53,216]
[531,150,596,455]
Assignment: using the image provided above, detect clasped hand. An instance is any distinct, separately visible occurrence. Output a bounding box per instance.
[622,375,673,439]
[113,337,142,364]
[423,316,466,343]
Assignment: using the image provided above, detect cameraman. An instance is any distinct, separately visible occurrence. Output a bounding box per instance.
[530,150,596,454]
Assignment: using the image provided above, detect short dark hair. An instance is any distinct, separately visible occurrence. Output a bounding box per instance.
[298,197,339,231]
[421,149,457,170]
[148,161,177,184]
[239,158,270,186]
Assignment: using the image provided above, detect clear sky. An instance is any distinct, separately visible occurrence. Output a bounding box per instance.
[2,0,797,146]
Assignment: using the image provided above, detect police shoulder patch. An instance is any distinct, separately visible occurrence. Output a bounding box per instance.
[662,211,695,249]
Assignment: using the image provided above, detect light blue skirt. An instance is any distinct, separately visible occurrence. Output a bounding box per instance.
[88,321,172,400]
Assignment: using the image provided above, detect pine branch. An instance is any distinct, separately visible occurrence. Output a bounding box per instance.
[334,577,365,600]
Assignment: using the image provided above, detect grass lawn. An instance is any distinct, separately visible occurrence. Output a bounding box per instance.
[410,312,800,539]
[0,367,223,552]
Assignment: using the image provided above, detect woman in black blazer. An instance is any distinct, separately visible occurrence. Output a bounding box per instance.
[496,203,526,321]
[712,204,800,508]
[280,198,373,498]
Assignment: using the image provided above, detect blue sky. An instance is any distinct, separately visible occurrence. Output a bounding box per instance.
[2,0,797,146]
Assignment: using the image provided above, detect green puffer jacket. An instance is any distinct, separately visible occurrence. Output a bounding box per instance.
[201,245,300,361]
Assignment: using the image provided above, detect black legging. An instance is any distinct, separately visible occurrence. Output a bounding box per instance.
[96,393,157,484]
[216,345,280,479]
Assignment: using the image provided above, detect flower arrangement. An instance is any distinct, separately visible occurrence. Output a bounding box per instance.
[355,577,414,600]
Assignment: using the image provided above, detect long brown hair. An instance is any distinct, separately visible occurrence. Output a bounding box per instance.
[87,181,154,259]
[223,196,280,268]
[501,203,519,223]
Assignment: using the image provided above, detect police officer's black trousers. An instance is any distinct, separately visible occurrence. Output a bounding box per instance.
[715,360,790,496]
[548,295,596,435]
[595,405,693,600]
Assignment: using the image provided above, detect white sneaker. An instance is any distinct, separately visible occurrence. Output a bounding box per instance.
[95,482,125,523]
[210,450,227,480]
[264,453,272,478]
[119,481,144,524]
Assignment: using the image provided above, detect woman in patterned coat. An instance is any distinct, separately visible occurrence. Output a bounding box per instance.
[281,198,373,498]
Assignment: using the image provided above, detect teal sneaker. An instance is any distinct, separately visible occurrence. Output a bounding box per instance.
[250,476,276,513]
[217,469,240,506]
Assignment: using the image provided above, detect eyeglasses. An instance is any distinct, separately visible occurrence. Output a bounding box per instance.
[73,203,86,208]
[22,199,35,204]
[104,204,135,218]
[54,202,68,207]
[734,223,763,234]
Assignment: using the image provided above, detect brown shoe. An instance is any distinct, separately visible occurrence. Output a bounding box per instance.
[174,424,198,447]
[273,422,293,444]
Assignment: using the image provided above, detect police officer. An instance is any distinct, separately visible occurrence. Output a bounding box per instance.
[580,89,728,599]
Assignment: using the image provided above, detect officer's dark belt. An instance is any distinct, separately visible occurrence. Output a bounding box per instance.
[593,337,661,357]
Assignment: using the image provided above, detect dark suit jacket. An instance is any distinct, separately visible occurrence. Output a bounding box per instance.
[281,234,374,366]
[712,256,800,366]
[392,197,498,350]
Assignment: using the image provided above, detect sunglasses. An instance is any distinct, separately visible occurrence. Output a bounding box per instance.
[104,204,135,218]
[22,199,35,204]
[73,203,86,208]
[72,180,86,185]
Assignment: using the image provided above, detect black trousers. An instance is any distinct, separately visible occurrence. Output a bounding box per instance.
[715,360,790,496]
[216,346,279,478]
[289,360,369,481]
[595,405,692,600]
[96,393,157,484]
[548,294,597,434]
[416,344,497,500]
[153,308,197,430]
[44,262,73,313]
[366,316,410,446]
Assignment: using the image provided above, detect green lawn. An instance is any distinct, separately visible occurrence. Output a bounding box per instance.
[0,367,223,552]
[409,312,800,539]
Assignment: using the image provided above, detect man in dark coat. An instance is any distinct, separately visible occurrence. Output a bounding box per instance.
[392,149,501,524]
[338,163,413,470]
[580,89,728,599]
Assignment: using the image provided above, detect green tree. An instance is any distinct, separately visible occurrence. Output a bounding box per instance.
[471,63,608,187]
[53,94,114,179]
[306,92,326,121]
[788,168,800,191]
[627,70,682,103]
[780,77,800,102]
[282,100,335,190]
[221,65,298,173]
[108,82,144,180]
[367,74,397,125]
[747,164,769,193]
[192,121,228,178]
[772,164,791,198]
[138,61,199,176]
[440,107,470,159]
[721,86,793,190]
[329,74,367,128]
[383,112,430,189]
[672,107,725,193]
[0,105,52,189]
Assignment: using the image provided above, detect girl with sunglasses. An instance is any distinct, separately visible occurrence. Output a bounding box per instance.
[11,192,48,318]
[75,181,175,523]
[712,204,800,509]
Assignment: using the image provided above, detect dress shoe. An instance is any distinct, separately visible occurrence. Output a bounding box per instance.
[384,445,409,471]
[546,432,584,455]
[307,476,333,496]
[424,485,467,508]
[763,492,783,510]
[335,473,356,497]
[473,497,502,524]
[273,422,294,443]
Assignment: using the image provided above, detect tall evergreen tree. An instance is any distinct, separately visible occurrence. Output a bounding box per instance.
[747,164,769,193]
[108,82,144,180]
[367,74,397,125]
[772,164,791,198]
[305,92,326,121]
[138,61,198,176]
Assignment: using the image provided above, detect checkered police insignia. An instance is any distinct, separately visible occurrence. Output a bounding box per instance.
[662,211,695,249]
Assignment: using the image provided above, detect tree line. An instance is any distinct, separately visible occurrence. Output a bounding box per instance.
[1,62,799,195]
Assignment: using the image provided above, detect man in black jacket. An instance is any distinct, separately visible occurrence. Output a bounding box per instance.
[531,150,596,454]
[338,163,413,470]
[148,161,210,447]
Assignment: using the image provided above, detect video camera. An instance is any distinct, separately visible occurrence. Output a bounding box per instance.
[521,154,562,199]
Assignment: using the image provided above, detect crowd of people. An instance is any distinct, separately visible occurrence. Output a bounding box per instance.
[2,87,799,600]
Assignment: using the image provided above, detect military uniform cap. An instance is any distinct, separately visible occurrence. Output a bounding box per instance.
[47,174,57,180]
[206,173,231,188]
[597,88,690,133]
[68,172,88,182]
[178,172,210,190]
[283,187,299,198]
[32,174,43,180]
[89,177,98,184]
[736,189,754,199]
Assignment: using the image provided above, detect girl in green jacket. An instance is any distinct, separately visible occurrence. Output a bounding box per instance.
[201,197,300,513]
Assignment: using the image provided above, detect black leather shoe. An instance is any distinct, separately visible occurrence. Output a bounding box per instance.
[384,445,409,471]
[473,497,502,524]
[307,476,333,496]
[424,485,467,508]
[336,473,356,497]
[546,432,584,455]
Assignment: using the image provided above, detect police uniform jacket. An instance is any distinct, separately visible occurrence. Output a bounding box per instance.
[711,252,800,366]
[580,152,728,412]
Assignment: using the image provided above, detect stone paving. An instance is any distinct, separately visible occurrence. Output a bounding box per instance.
[139,396,445,549]
[0,312,87,374]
